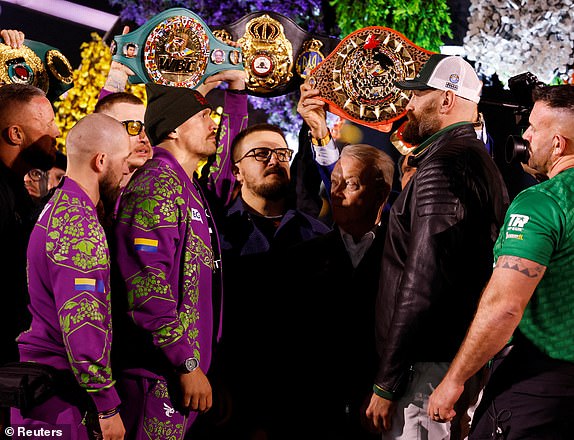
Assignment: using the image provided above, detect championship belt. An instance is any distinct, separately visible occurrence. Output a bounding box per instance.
[0,39,74,102]
[215,11,340,97]
[308,26,435,131]
[112,8,243,89]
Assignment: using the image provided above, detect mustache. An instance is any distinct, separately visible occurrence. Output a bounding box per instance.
[263,167,288,178]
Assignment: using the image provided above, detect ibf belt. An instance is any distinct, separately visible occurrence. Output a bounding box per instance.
[215,11,340,97]
[309,27,435,131]
[0,39,74,102]
[112,8,243,89]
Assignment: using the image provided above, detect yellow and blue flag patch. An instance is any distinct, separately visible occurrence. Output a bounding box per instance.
[74,278,105,292]
[134,238,158,253]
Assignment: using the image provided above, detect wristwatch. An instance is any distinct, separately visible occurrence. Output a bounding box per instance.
[178,357,199,374]
[310,130,332,146]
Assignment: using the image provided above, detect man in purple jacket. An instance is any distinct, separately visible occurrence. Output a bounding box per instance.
[14,113,131,439]
[111,82,230,439]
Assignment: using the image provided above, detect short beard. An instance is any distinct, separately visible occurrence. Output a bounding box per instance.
[402,102,441,145]
[253,180,290,201]
[99,171,122,215]
[251,167,290,201]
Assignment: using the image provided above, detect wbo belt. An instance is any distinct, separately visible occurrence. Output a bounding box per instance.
[214,11,340,97]
[309,26,435,131]
[0,39,74,102]
[112,7,244,89]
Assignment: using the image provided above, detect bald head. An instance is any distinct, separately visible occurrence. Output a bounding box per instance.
[64,113,132,207]
[66,113,129,168]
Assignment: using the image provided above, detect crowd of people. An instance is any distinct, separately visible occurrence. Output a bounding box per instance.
[1,24,573,440]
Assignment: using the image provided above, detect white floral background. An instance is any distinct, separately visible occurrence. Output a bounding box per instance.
[463,0,574,86]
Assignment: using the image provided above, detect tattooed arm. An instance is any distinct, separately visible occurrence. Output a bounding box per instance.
[427,255,546,422]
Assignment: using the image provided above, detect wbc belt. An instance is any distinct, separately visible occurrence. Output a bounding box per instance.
[0,39,74,102]
[308,26,435,131]
[112,8,244,89]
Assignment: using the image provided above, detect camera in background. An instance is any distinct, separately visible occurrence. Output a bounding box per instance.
[503,71,545,165]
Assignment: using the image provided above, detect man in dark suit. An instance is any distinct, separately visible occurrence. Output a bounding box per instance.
[272,142,395,440]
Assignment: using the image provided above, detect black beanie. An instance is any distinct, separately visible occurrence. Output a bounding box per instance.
[144,83,212,146]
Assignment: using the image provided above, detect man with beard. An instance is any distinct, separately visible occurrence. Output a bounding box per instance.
[0,83,60,366]
[111,84,226,439]
[211,123,330,438]
[428,84,574,438]
[222,123,330,255]
[364,54,509,440]
[13,113,130,440]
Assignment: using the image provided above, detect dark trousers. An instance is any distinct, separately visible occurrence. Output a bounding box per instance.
[470,333,574,440]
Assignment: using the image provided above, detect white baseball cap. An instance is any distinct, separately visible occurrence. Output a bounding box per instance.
[395,54,482,103]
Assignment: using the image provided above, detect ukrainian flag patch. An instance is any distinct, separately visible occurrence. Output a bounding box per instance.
[75,278,96,291]
[134,238,158,252]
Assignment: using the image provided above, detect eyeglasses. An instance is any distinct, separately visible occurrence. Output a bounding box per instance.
[26,169,46,182]
[121,120,144,136]
[234,147,294,164]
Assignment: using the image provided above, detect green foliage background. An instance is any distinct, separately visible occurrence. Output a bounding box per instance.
[329,0,453,52]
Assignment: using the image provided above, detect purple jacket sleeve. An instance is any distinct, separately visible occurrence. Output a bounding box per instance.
[113,165,195,368]
[50,207,120,412]
[98,88,113,101]
[205,90,249,208]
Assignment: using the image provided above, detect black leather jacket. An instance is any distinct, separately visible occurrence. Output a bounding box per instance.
[374,123,509,397]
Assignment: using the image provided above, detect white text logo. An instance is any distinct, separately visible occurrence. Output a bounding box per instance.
[507,214,530,231]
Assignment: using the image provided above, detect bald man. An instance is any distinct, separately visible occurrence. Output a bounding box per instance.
[12,113,130,440]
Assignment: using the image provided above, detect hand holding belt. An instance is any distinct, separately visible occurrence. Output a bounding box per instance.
[112,7,244,89]
[0,39,74,102]
[216,11,340,97]
[308,26,435,132]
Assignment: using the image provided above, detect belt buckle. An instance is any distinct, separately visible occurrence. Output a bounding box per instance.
[112,7,244,89]
[238,13,294,95]
[308,26,435,131]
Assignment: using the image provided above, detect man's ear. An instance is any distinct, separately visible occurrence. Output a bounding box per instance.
[232,164,242,181]
[553,134,567,156]
[93,152,106,173]
[440,90,456,113]
[6,125,23,145]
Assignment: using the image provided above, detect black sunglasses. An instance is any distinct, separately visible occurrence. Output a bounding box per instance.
[234,147,294,164]
[121,120,144,136]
